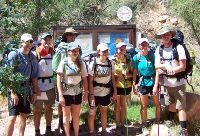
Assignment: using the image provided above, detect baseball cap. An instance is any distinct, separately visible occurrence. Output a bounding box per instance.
[97,43,109,51]
[40,32,52,39]
[20,33,33,42]
[138,38,149,44]
[67,42,79,51]
[116,42,127,48]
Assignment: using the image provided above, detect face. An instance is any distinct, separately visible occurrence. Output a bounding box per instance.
[117,45,126,55]
[65,33,78,42]
[68,48,79,59]
[44,36,52,45]
[161,32,172,44]
[21,40,33,51]
[139,41,149,53]
[99,49,109,58]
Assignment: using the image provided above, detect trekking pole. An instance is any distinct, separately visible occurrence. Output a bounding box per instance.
[122,65,129,136]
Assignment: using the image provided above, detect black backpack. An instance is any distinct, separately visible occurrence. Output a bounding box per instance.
[159,38,193,80]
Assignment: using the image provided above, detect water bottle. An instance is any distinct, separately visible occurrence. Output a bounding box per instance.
[189,50,196,65]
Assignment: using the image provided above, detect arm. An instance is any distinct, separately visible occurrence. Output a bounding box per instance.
[57,73,65,106]
[132,69,138,94]
[88,74,95,106]
[152,71,160,95]
[111,71,117,100]
[81,76,88,104]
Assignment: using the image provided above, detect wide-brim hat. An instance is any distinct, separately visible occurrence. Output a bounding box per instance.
[156,25,176,39]
[62,27,79,36]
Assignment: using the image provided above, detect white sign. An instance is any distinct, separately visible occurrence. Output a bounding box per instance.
[117,6,133,22]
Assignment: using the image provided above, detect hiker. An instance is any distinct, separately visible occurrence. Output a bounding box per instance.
[33,32,56,136]
[88,43,117,136]
[155,25,188,135]
[113,42,133,135]
[5,33,39,136]
[132,38,160,126]
[52,27,79,133]
[56,42,88,136]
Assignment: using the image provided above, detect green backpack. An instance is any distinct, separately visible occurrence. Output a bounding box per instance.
[52,42,68,72]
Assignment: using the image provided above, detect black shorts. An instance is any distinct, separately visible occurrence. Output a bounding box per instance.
[138,86,153,95]
[117,87,132,95]
[89,94,111,107]
[63,93,82,106]
[8,93,31,116]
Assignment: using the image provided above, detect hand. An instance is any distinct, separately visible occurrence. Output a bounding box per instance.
[166,67,175,75]
[59,96,65,107]
[132,86,137,95]
[82,92,88,104]
[10,93,19,106]
[152,87,159,95]
[157,69,166,75]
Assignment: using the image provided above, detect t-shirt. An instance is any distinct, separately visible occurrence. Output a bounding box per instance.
[155,44,186,87]
[8,48,39,94]
[37,53,54,91]
[132,54,155,87]
[57,57,87,95]
[88,57,115,96]
[114,56,133,88]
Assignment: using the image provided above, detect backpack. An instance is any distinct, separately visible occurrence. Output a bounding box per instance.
[91,57,114,96]
[173,29,184,45]
[52,42,68,72]
[135,50,155,84]
[159,38,193,80]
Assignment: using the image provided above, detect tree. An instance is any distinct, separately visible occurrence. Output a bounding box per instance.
[170,0,200,45]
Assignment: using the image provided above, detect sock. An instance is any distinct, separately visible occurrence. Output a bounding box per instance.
[180,121,187,128]
[167,111,175,120]
[46,126,51,130]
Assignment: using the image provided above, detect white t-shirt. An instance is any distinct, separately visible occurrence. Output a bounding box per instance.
[155,44,186,87]
[57,57,88,95]
[88,57,115,96]
[37,53,54,91]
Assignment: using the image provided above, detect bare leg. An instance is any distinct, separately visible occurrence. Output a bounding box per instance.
[152,95,161,121]
[19,113,28,136]
[100,105,108,131]
[114,95,121,125]
[62,106,71,136]
[88,108,97,133]
[120,95,126,125]
[5,116,17,136]
[140,95,149,123]
[33,107,42,131]
[71,104,81,136]
[44,104,53,127]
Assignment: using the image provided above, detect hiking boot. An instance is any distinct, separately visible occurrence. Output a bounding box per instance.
[101,130,109,136]
[179,128,188,136]
[115,125,121,135]
[45,129,53,136]
[165,120,173,128]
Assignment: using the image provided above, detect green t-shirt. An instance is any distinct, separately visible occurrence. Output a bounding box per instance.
[132,54,155,86]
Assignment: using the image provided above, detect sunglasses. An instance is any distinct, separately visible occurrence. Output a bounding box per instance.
[25,40,33,44]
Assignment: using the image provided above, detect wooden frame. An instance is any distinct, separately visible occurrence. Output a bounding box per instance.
[53,25,136,54]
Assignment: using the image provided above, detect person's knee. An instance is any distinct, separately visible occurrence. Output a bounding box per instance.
[63,116,70,125]
[141,104,147,110]
[44,105,53,113]
[89,109,96,117]
[8,116,17,124]
[34,107,42,115]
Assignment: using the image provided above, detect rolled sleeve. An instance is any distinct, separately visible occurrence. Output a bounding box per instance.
[56,60,64,74]
[81,60,88,77]
[177,45,186,60]
[132,55,138,70]
[154,47,161,68]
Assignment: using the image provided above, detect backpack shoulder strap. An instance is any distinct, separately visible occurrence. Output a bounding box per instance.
[172,42,179,60]
[35,47,41,61]
[147,50,155,65]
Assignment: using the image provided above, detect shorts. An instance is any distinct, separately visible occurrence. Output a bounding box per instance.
[89,94,111,107]
[117,87,132,95]
[34,88,56,108]
[8,93,31,116]
[63,93,82,106]
[138,86,153,95]
[163,84,186,110]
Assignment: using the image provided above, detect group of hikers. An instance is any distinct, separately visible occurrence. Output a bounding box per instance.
[3,16,190,136]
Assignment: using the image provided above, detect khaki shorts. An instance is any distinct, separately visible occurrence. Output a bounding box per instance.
[163,84,186,110]
[34,88,56,108]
